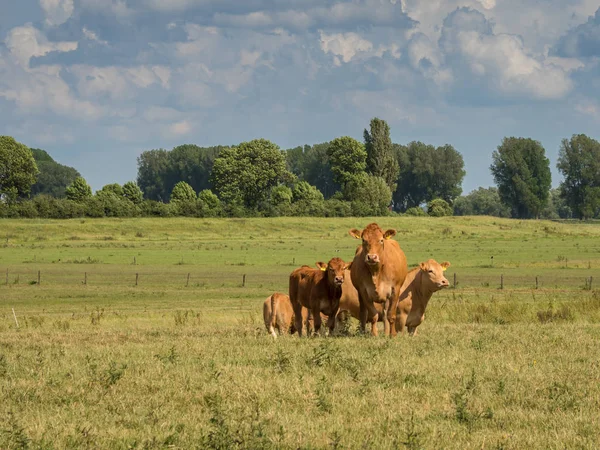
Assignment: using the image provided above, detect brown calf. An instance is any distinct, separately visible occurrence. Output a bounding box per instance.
[289,258,350,336]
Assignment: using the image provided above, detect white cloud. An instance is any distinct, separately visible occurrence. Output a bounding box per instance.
[319,32,374,65]
[39,0,74,26]
[440,8,573,100]
[240,50,262,67]
[82,27,108,45]
[4,24,77,67]
[168,120,192,135]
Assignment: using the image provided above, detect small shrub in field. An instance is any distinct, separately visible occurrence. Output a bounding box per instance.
[53,319,70,331]
[102,361,127,388]
[0,354,7,377]
[537,304,574,323]
[155,346,178,365]
[315,375,333,413]
[90,308,104,325]
[270,347,291,373]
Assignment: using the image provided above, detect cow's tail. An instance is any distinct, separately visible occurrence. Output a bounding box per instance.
[269,294,278,338]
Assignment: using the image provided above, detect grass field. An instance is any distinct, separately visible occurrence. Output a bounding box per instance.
[1,216,600,449]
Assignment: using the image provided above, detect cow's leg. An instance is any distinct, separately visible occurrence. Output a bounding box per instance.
[366,302,379,337]
[312,307,322,336]
[397,310,407,335]
[326,314,336,336]
[382,298,390,336]
[305,308,314,336]
[358,297,369,334]
[292,303,304,337]
[388,290,400,337]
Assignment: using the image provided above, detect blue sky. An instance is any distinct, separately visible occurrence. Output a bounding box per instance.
[1,0,600,194]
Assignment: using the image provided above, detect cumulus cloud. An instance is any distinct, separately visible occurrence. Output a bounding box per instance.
[4,24,77,67]
[440,8,573,100]
[39,0,74,26]
[553,8,600,58]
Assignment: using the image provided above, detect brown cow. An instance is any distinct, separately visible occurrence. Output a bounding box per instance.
[338,259,450,335]
[263,292,296,338]
[349,223,408,336]
[397,259,451,335]
[289,258,350,336]
[263,292,316,338]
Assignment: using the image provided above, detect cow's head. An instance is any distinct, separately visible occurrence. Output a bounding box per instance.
[316,257,351,286]
[349,223,396,266]
[419,259,451,290]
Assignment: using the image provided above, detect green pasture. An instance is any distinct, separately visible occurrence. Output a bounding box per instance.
[1,217,600,449]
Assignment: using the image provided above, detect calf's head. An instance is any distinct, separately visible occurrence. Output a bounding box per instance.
[419,259,451,290]
[349,223,396,266]
[316,257,351,286]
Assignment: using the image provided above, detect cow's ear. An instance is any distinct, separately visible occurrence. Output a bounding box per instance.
[441,261,451,271]
[316,262,327,271]
[384,229,396,240]
[349,229,361,239]
[344,262,352,271]
[419,262,428,272]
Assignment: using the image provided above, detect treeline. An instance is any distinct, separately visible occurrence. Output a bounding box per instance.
[1,122,599,220]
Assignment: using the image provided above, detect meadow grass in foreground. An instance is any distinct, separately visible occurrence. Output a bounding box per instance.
[1,217,600,449]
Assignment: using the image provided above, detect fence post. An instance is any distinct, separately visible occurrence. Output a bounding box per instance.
[535,276,538,290]
[38,270,41,286]
[186,273,190,287]
[135,273,139,286]
[242,274,246,287]
[133,256,136,265]
[84,272,87,285]
[453,272,457,289]
[500,274,504,290]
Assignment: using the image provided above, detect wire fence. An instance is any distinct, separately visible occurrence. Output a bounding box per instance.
[0,266,596,291]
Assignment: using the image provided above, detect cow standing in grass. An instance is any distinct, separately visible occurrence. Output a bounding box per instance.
[349,223,408,337]
[263,292,297,338]
[338,259,450,335]
[289,258,350,336]
[263,292,319,338]
[397,260,451,335]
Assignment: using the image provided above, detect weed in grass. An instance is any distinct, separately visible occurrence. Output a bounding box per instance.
[315,375,333,414]
[203,392,239,449]
[155,346,178,365]
[174,310,189,326]
[53,319,70,331]
[102,361,127,388]
[90,307,104,325]
[546,382,578,411]
[0,354,7,377]
[271,347,291,373]
[310,340,336,368]
[329,430,343,449]
[1,412,31,449]
[400,412,424,450]
[452,369,492,430]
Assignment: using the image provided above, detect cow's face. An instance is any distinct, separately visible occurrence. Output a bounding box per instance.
[316,258,350,286]
[349,223,396,266]
[419,260,451,290]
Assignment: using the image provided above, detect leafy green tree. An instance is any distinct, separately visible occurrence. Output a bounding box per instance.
[291,181,325,216]
[137,149,170,201]
[65,177,92,202]
[490,137,552,219]
[427,198,453,217]
[123,182,144,205]
[98,183,124,197]
[198,189,221,217]
[453,187,510,217]
[327,137,367,187]
[364,118,399,191]
[297,143,339,198]
[170,181,197,203]
[0,136,39,202]
[30,148,80,198]
[557,134,600,219]
[344,173,392,216]
[211,139,294,209]
[393,142,465,211]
